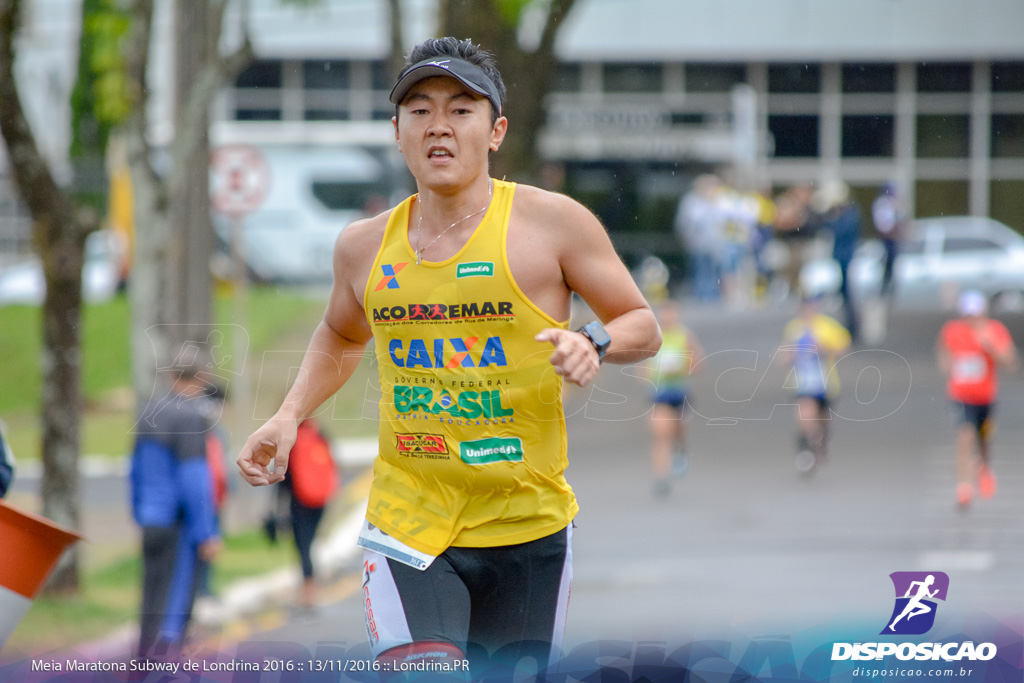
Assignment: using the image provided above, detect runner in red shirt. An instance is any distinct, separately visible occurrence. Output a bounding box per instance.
[936,290,1018,509]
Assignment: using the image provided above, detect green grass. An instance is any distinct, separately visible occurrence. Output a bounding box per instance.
[0,295,134,416]
[6,554,141,653]
[0,286,332,460]
[1,285,377,651]
[5,527,306,654]
[0,305,44,415]
[209,528,304,591]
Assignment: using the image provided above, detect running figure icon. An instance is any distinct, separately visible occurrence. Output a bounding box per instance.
[888,575,939,631]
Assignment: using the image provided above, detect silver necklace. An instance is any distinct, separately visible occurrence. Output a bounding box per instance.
[414,179,493,265]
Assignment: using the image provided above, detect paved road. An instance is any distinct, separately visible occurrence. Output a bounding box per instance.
[206,300,1024,671]
[8,299,1023,680]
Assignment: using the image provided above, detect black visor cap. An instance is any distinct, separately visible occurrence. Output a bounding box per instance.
[390,57,502,115]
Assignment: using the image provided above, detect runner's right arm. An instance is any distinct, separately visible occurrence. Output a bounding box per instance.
[237,217,381,486]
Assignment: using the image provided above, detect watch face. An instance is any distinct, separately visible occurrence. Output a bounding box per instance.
[585,322,611,349]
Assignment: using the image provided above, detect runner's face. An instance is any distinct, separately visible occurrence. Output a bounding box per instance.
[393,76,506,191]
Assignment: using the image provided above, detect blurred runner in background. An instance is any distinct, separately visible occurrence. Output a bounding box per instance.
[779,294,851,475]
[647,301,703,497]
[936,290,1019,510]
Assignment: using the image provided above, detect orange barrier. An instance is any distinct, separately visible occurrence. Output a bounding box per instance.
[0,500,82,647]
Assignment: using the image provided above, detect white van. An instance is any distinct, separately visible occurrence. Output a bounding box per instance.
[214,144,410,283]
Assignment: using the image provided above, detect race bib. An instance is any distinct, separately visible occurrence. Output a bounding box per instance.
[793,352,827,395]
[357,519,436,571]
[952,354,986,384]
[658,352,688,375]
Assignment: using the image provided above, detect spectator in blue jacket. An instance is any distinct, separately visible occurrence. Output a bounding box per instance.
[816,180,862,343]
[130,354,222,657]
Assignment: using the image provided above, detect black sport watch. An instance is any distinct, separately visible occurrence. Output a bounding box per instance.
[576,320,611,361]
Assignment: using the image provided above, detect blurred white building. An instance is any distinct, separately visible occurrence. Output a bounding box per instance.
[2,0,1024,258]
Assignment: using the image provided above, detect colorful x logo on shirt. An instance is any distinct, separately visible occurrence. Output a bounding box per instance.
[375,263,409,291]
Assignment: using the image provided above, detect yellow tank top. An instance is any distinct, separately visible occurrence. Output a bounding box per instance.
[362,179,578,555]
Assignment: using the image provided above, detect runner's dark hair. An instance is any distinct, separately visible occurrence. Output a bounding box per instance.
[396,37,506,124]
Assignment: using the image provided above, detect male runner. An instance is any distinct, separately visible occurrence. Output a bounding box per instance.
[237,37,661,677]
[779,294,851,474]
[937,290,1018,509]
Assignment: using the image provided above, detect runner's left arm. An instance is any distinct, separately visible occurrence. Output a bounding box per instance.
[982,323,1019,371]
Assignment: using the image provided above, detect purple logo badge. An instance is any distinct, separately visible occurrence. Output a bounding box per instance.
[881,572,949,635]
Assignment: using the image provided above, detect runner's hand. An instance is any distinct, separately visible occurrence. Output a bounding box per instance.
[536,328,601,387]
[237,419,298,486]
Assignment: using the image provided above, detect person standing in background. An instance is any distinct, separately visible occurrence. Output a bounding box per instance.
[817,180,862,344]
[773,184,822,299]
[130,357,221,657]
[675,174,723,302]
[280,417,339,611]
[871,181,907,298]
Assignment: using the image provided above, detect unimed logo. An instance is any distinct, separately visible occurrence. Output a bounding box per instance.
[456,261,494,278]
[831,571,997,663]
[459,437,523,464]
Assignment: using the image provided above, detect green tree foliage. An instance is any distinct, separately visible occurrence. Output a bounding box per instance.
[71,0,129,158]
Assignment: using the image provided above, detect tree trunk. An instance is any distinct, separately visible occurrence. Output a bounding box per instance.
[122,0,250,402]
[441,0,578,183]
[387,0,406,78]
[121,0,168,404]
[39,232,87,593]
[168,0,213,352]
[0,0,99,594]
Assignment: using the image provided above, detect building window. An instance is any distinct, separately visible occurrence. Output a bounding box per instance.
[603,63,663,93]
[304,109,350,121]
[685,63,746,93]
[371,61,392,91]
[990,180,1024,233]
[670,113,707,126]
[842,63,896,93]
[992,114,1024,157]
[235,60,283,89]
[842,115,894,157]
[768,115,819,157]
[551,63,582,92]
[235,109,282,121]
[916,115,970,158]
[303,61,349,90]
[768,64,820,93]
[991,61,1024,92]
[915,180,968,217]
[917,62,972,93]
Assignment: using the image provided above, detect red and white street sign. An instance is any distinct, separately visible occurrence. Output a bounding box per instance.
[210,144,271,217]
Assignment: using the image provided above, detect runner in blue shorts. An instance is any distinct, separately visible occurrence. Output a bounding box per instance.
[647,301,703,496]
[779,294,851,475]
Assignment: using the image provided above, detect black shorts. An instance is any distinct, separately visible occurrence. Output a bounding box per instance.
[362,525,573,670]
[952,401,993,437]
